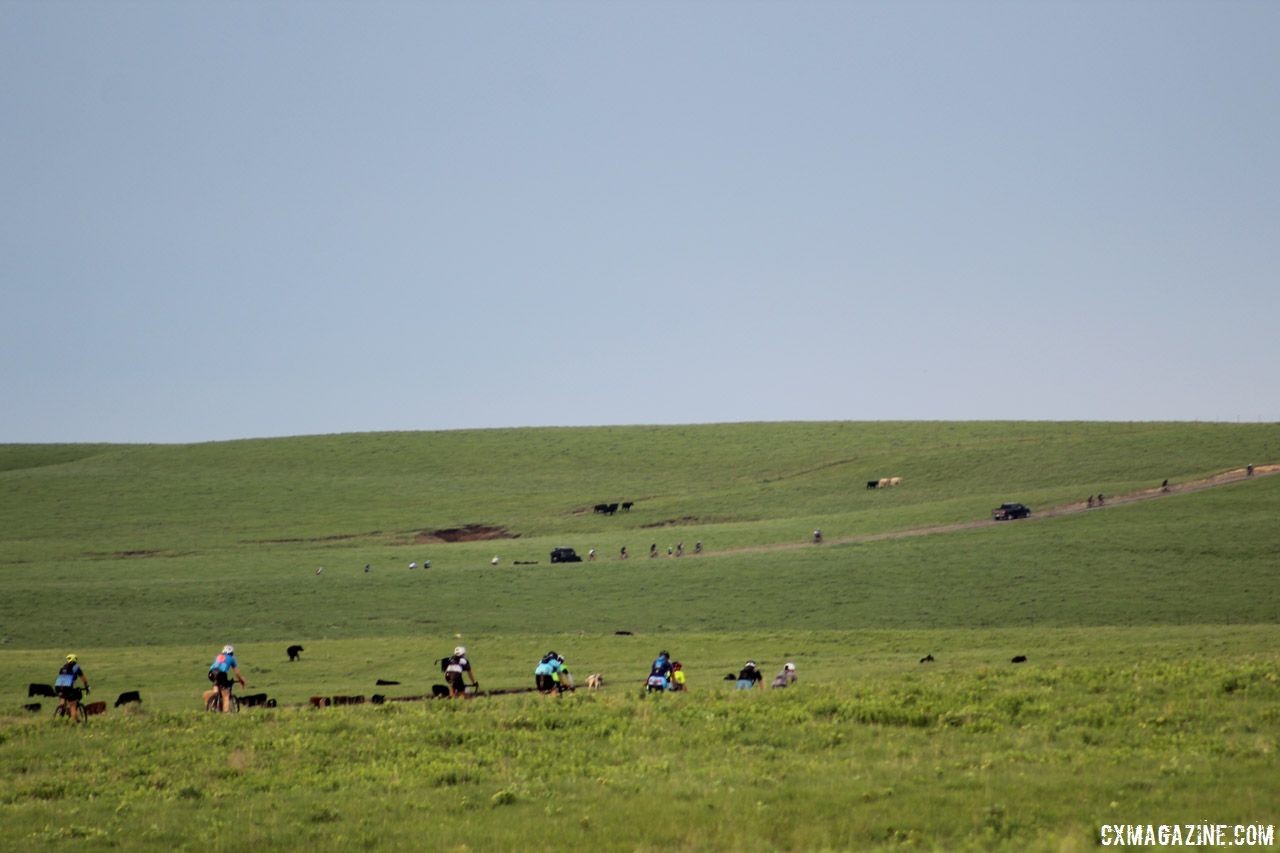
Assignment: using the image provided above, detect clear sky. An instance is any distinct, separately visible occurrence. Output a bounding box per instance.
[3,2,1277,444]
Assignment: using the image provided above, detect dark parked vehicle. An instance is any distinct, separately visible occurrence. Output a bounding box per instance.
[992,503,1031,521]
[550,547,583,563]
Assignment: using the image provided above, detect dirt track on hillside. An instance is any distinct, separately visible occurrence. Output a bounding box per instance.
[716,463,1279,558]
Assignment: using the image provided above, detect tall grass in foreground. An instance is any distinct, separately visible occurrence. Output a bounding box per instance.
[2,628,1276,851]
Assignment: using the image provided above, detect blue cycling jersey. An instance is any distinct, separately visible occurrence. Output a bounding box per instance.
[55,662,81,687]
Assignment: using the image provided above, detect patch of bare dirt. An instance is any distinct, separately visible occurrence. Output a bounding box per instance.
[416,525,518,544]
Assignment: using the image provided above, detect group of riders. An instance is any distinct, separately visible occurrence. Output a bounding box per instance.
[49,643,796,719]
[647,651,797,692]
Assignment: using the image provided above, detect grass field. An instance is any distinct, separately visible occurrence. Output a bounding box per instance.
[1,421,1278,850]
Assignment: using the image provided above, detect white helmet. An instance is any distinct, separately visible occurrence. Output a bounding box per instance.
[454,646,467,657]
[222,644,235,655]
[785,662,796,670]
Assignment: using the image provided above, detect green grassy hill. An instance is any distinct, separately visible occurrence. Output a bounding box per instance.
[1,421,1277,850]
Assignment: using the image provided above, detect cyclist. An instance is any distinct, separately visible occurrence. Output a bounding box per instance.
[736,659,764,690]
[671,661,687,691]
[206,644,246,713]
[535,651,568,695]
[771,662,798,688]
[444,646,478,698]
[646,650,674,692]
[54,654,90,721]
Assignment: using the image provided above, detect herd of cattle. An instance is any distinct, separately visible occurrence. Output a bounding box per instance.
[866,477,903,489]
[593,501,634,515]
[24,683,142,716]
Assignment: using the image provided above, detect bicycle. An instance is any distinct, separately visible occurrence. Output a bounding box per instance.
[205,686,240,713]
[53,688,88,723]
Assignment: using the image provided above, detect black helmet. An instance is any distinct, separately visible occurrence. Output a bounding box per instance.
[659,650,669,658]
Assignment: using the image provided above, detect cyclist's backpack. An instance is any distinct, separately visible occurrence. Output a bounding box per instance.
[439,657,451,673]
[207,669,217,683]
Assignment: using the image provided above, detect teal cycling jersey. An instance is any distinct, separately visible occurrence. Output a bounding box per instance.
[210,653,238,673]
[534,659,563,677]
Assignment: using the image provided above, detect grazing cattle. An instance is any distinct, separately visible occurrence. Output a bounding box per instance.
[331,695,365,706]
[1011,655,1027,664]
[23,703,42,713]
[114,690,142,708]
[309,696,331,708]
[83,701,108,717]
[615,630,633,636]
[431,684,452,698]
[621,502,633,511]
[586,673,604,691]
[723,673,737,681]
[606,502,619,515]
[593,503,609,514]
[866,480,879,489]
[878,478,891,488]
[375,678,401,686]
[919,654,934,664]
[889,477,902,486]
[239,693,271,707]
[28,683,57,698]
[370,694,386,705]
[287,645,304,662]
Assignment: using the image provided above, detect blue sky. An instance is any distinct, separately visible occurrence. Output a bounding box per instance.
[3,2,1277,443]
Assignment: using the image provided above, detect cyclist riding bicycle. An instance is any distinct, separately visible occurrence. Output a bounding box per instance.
[55,654,90,721]
[535,651,568,695]
[443,646,478,698]
[205,644,246,713]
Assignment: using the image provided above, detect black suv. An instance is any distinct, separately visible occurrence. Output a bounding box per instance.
[992,503,1031,521]
[550,547,582,563]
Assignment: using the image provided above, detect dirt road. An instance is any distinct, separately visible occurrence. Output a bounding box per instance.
[720,463,1278,558]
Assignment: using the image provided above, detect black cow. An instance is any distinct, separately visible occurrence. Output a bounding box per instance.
[375,678,401,686]
[287,645,304,662]
[331,695,365,706]
[114,690,142,708]
[919,654,934,664]
[23,703,42,713]
[605,502,619,515]
[866,480,879,489]
[621,502,633,511]
[593,503,608,514]
[239,693,271,707]
[28,683,56,698]
[431,684,451,698]
[1011,655,1027,664]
